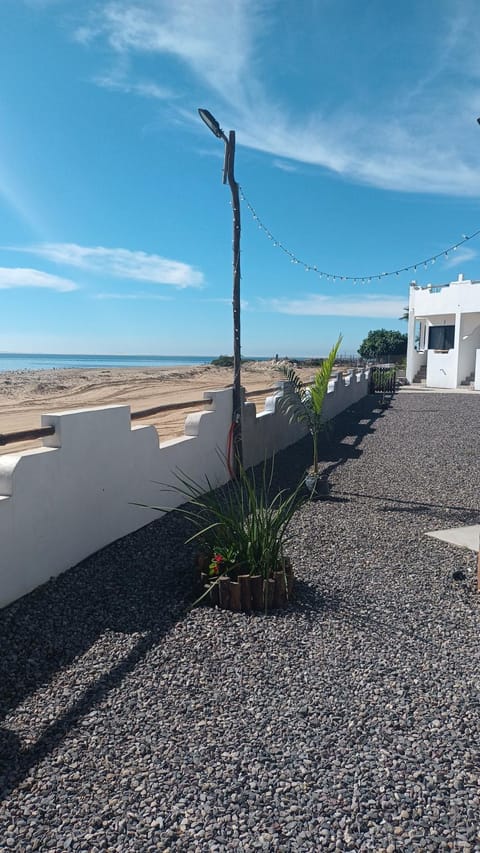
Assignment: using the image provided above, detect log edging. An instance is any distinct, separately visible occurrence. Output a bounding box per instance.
[196,556,294,611]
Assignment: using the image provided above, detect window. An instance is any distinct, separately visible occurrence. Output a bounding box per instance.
[428,325,455,350]
[414,319,426,350]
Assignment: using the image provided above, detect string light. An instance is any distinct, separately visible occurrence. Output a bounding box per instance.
[239,186,480,284]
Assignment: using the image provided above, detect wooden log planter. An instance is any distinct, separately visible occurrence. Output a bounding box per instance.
[196,555,294,612]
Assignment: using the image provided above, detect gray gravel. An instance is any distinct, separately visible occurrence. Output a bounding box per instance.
[1,390,480,852]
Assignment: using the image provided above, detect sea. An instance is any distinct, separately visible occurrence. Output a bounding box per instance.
[0,353,216,372]
[0,353,271,372]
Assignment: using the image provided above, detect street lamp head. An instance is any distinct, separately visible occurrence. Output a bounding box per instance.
[477,117,480,125]
[198,108,227,140]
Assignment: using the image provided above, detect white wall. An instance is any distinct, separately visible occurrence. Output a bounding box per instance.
[457,315,480,384]
[411,277,480,317]
[406,345,426,385]
[0,371,370,609]
[475,350,480,391]
[406,294,419,384]
[426,349,457,389]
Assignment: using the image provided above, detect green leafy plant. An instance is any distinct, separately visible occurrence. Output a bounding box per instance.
[211,355,234,367]
[208,546,238,578]
[149,457,304,590]
[358,328,407,360]
[279,335,342,475]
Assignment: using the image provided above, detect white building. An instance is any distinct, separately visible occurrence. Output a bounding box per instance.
[406,274,480,390]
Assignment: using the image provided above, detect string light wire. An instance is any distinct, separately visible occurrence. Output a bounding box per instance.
[239,187,480,284]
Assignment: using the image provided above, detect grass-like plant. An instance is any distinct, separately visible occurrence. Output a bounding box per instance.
[279,335,343,475]
[152,457,305,584]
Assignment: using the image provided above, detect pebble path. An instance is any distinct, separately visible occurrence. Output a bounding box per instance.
[1,391,479,851]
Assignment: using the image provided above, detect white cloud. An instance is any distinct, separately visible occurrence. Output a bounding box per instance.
[74,0,480,197]
[18,243,204,287]
[75,0,265,102]
[442,246,477,268]
[0,267,77,292]
[94,70,175,100]
[261,294,406,318]
[272,159,298,173]
[93,291,172,300]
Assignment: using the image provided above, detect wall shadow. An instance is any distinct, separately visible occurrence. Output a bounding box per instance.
[265,393,390,495]
[0,508,196,800]
[0,393,391,799]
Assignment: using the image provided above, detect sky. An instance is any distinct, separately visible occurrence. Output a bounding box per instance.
[1,0,480,358]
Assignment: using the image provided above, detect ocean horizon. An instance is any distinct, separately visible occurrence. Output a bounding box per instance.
[0,353,274,372]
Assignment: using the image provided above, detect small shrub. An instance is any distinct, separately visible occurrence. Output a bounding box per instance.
[153,457,305,585]
[211,355,234,367]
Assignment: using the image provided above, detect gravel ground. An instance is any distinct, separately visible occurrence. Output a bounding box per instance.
[1,390,480,852]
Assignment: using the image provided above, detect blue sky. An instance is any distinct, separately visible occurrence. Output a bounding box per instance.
[1,0,480,357]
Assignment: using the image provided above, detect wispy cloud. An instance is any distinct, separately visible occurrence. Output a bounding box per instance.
[0,159,43,235]
[93,291,172,300]
[16,243,204,287]
[261,294,406,318]
[73,0,480,197]
[0,267,78,292]
[94,70,175,100]
[75,0,265,102]
[442,246,477,268]
[272,159,299,173]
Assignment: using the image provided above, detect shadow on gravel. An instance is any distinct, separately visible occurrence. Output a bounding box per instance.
[264,394,390,495]
[0,511,197,801]
[0,395,390,801]
[275,581,409,655]
[336,490,480,524]
[288,579,345,614]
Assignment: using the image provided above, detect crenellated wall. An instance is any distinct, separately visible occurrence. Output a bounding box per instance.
[0,370,370,608]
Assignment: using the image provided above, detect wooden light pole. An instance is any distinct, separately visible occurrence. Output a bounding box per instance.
[198,108,242,475]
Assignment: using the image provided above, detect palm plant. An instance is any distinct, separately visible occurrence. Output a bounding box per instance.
[279,335,342,476]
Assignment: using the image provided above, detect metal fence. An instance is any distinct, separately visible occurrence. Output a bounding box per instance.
[369,366,397,400]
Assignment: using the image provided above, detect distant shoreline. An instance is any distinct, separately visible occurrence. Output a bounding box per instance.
[0,361,311,455]
[0,353,284,373]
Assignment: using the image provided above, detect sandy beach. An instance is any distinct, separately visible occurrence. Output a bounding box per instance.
[0,361,318,456]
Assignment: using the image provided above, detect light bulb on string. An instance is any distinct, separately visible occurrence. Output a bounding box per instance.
[239,185,480,284]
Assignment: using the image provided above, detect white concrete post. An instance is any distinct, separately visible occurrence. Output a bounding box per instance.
[454,310,462,387]
[406,285,417,384]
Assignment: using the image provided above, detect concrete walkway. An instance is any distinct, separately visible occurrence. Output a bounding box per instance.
[426,524,480,551]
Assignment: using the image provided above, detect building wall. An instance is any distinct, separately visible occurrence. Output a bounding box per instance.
[475,351,480,391]
[457,314,480,384]
[0,371,370,609]
[426,349,457,389]
[407,276,480,387]
[412,277,480,316]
